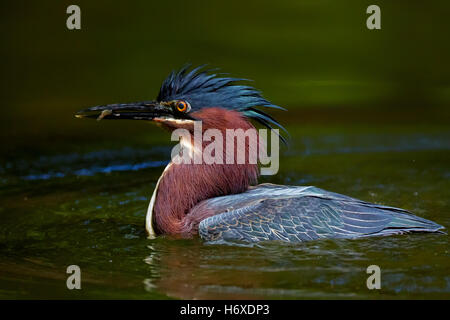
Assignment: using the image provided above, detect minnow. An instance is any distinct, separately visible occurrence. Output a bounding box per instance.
[97,109,112,121]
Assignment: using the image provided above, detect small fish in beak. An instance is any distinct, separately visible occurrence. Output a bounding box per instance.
[97,109,113,121]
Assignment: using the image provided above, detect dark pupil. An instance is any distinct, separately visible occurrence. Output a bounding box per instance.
[178,102,185,110]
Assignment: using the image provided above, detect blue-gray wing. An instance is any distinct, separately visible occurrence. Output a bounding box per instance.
[198,184,444,243]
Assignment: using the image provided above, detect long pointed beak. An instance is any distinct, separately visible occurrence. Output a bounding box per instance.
[75,101,172,121]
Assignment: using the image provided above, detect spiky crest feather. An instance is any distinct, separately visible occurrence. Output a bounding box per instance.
[157,65,288,144]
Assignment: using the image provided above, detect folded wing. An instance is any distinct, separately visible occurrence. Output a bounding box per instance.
[198,184,444,243]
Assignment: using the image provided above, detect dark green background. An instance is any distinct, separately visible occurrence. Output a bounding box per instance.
[1,0,449,156]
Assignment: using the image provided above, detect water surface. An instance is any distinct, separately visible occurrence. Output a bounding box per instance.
[1,118,449,299]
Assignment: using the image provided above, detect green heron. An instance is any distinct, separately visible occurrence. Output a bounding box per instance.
[76,65,444,243]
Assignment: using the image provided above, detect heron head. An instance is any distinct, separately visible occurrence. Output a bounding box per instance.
[76,65,287,142]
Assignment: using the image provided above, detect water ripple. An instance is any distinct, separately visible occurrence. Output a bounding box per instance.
[22,160,168,181]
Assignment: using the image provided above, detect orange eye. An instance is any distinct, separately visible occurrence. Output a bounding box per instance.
[176,100,188,112]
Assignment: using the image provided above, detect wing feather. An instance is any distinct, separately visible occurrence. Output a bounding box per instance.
[197,184,444,243]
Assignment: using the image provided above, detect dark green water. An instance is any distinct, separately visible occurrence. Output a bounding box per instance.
[1,116,449,299]
[1,0,449,299]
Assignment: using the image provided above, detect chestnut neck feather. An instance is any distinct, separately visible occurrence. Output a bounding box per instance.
[153,108,259,237]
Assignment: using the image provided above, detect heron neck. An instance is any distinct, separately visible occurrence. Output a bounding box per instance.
[150,158,259,238]
[148,111,260,237]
